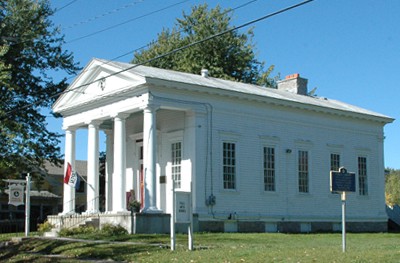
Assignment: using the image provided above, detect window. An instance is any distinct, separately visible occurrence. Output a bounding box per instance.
[171,142,182,189]
[263,147,275,191]
[298,150,309,193]
[358,156,368,195]
[330,153,340,171]
[223,142,236,189]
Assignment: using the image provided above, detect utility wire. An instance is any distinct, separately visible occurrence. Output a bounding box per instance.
[49,0,259,85]
[4,0,314,117]
[63,0,145,30]
[66,0,191,44]
[54,0,79,14]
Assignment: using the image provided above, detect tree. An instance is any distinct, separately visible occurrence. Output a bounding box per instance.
[386,169,400,206]
[132,4,276,87]
[0,0,79,185]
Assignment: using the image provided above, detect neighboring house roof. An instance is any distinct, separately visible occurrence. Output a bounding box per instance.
[44,160,87,177]
[54,58,394,124]
[4,189,60,198]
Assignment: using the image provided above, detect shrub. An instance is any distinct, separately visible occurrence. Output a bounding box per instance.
[37,221,54,235]
[59,225,97,237]
[100,223,128,236]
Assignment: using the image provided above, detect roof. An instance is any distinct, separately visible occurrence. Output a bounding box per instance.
[4,190,60,198]
[54,58,393,124]
[44,160,87,177]
[95,58,393,123]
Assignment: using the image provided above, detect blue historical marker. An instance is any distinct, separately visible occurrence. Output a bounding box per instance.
[329,167,355,253]
[330,167,355,193]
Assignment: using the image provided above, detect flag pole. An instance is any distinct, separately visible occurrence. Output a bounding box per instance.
[25,173,31,237]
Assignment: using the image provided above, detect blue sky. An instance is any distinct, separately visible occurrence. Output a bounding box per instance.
[48,0,399,169]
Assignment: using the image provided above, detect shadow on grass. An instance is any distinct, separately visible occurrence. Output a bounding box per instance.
[1,237,169,262]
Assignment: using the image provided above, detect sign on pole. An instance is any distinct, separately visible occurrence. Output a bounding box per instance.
[330,167,355,192]
[170,180,193,251]
[175,192,191,224]
[4,174,31,237]
[8,184,24,206]
[330,167,355,253]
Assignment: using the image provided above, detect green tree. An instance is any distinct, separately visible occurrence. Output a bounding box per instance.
[132,4,276,87]
[0,0,79,185]
[386,169,400,206]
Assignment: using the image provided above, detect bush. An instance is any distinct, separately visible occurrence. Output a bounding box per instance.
[37,221,54,235]
[100,224,128,236]
[59,225,97,237]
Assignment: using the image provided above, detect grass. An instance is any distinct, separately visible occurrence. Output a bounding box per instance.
[0,232,399,262]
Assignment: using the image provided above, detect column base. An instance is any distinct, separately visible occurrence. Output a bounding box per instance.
[59,211,76,216]
[142,207,163,214]
[111,209,129,215]
[83,210,100,215]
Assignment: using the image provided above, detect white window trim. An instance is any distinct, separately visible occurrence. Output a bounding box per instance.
[259,135,280,195]
[219,131,241,192]
[357,155,369,196]
[167,130,184,189]
[297,147,312,195]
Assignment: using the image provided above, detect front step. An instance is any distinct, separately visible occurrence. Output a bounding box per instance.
[79,217,100,228]
[43,228,59,237]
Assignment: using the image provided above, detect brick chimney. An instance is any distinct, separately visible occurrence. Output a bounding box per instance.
[277,73,308,95]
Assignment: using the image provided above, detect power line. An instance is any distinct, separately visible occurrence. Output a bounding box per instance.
[54,0,79,14]
[66,0,191,44]
[50,0,260,85]
[60,0,316,101]
[63,0,145,30]
[4,0,315,117]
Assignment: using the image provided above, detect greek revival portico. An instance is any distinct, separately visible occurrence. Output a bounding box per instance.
[61,99,162,215]
[52,58,204,219]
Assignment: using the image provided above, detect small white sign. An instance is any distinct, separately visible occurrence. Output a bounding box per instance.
[175,192,191,223]
[8,184,24,206]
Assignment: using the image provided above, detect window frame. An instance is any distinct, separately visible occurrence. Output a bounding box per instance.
[222,141,236,190]
[171,141,182,189]
[263,146,276,192]
[298,150,309,193]
[358,156,368,196]
[330,153,341,172]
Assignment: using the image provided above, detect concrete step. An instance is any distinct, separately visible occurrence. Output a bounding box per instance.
[43,228,59,238]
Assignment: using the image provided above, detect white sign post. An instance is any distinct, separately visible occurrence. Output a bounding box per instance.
[170,180,193,251]
[25,174,31,237]
[341,191,346,252]
[330,167,355,253]
[171,180,176,251]
[4,173,31,237]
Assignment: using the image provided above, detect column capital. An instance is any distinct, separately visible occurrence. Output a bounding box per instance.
[62,126,77,132]
[85,119,103,126]
[111,112,130,120]
[140,103,160,112]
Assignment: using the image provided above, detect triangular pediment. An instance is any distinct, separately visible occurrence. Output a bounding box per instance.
[53,58,146,115]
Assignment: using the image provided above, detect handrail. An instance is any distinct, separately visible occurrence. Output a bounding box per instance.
[48,195,103,229]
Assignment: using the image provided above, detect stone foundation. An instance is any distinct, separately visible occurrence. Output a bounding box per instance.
[48,213,388,234]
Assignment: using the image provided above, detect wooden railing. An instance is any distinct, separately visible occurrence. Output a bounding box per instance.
[47,195,102,229]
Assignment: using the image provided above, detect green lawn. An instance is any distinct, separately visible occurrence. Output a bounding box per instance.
[0,232,399,262]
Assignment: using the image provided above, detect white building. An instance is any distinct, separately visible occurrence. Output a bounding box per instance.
[51,58,394,233]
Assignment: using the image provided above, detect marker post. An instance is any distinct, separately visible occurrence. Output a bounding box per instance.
[330,167,355,253]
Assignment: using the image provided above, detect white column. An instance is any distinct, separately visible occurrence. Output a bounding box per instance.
[112,113,129,213]
[62,128,76,215]
[86,121,100,214]
[143,104,160,212]
[104,129,114,212]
